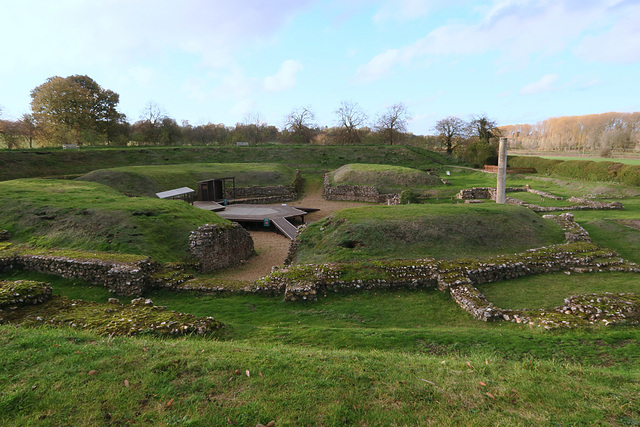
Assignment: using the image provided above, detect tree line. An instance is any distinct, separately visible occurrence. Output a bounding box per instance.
[500,112,640,155]
[0,75,425,149]
[1,74,511,166]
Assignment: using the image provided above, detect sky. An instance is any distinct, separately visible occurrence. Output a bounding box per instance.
[1,0,639,135]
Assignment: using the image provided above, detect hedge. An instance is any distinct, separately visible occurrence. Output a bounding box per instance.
[508,156,640,186]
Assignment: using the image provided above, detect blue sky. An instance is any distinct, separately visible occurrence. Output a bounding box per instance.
[1,0,639,134]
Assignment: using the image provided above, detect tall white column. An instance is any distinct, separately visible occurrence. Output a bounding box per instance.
[496,137,508,204]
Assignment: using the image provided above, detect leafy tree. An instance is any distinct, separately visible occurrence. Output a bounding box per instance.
[30,75,125,146]
[434,116,466,154]
[334,101,368,145]
[375,103,410,145]
[468,114,501,143]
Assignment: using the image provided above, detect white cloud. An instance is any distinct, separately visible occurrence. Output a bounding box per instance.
[373,0,462,23]
[264,60,304,92]
[520,74,558,95]
[357,0,630,82]
[576,3,640,64]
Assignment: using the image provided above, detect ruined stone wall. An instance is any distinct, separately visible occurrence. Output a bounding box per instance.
[2,254,156,296]
[189,223,254,273]
[224,170,303,204]
[322,174,399,204]
[230,185,297,200]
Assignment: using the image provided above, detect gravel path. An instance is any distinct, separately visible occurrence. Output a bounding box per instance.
[216,182,370,281]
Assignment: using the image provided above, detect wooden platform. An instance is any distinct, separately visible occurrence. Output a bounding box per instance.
[195,203,310,239]
[192,201,226,212]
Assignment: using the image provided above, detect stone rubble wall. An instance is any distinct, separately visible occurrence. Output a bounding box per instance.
[0,280,53,309]
[225,170,303,204]
[542,213,591,242]
[456,186,624,212]
[189,223,254,273]
[322,174,399,204]
[1,253,156,296]
[0,230,10,242]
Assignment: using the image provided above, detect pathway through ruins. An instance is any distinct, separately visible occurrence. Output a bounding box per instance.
[215,180,370,281]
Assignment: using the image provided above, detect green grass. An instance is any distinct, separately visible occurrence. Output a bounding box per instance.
[329,163,440,193]
[293,204,566,263]
[0,179,228,262]
[479,271,640,309]
[0,145,449,181]
[78,162,296,196]
[2,146,640,425]
[0,290,638,425]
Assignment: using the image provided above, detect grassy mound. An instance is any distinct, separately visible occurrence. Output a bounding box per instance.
[0,179,228,262]
[330,163,440,193]
[77,163,296,197]
[293,204,566,263]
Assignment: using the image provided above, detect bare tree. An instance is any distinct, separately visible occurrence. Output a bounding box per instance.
[140,101,167,127]
[285,106,316,144]
[334,101,367,145]
[20,114,37,148]
[375,103,411,145]
[434,116,466,155]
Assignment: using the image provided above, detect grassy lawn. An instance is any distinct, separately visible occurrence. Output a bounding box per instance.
[479,271,640,309]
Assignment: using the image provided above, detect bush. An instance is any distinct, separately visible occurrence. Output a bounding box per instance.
[400,190,419,204]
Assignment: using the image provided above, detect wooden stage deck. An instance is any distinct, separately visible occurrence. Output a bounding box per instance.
[195,203,309,239]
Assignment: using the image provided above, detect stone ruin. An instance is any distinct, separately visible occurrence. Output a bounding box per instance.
[456,186,624,212]
[188,223,254,273]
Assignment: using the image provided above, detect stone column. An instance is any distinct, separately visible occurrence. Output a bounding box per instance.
[496,137,508,204]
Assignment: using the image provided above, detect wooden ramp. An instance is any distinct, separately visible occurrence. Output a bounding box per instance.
[270,217,299,239]
[193,201,226,212]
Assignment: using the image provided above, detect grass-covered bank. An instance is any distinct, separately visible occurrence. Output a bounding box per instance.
[0,179,227,262]
[293,204,565,263]
[0,145,452,181]
[78,162,296,197]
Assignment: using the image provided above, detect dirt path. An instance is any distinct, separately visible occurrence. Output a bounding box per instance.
[216,181,370,281]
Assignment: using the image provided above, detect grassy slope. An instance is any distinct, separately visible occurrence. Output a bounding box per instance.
[78,163,295,196]
[0,179,228,262]
[294,204,565,264]
[0,145,451,181]
[0,287,638,425]
[1,148,640,425]
[330,163,440,193]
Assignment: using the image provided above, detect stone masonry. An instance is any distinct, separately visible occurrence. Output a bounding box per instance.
[189,223,254,273]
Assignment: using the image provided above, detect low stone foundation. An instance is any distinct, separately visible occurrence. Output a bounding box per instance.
[189,223,254,273]
[0,248,156,296]
[322,174,399,204]
[456,186,624,212]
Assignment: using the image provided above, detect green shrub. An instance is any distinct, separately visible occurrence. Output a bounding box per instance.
[400,190,419,204]
[509,156,640,186]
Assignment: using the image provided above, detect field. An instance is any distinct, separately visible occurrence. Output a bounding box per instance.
[0,146,639,425]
